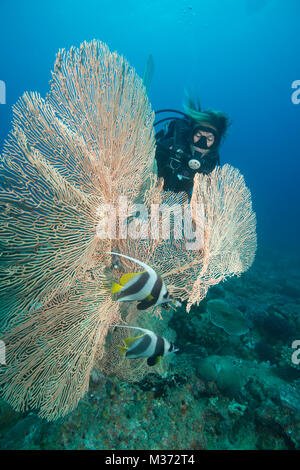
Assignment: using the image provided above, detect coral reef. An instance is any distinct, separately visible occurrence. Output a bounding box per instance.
[0,249,299,449]
[207,299,249,336]
[0,40,256,421]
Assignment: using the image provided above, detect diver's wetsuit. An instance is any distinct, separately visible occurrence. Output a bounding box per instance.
[155,119,220,195]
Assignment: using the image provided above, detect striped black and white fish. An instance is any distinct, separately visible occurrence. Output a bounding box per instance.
[109,325,179,366]
[106,251,173,310]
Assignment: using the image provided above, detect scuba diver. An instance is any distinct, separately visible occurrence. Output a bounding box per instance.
[154,97,231,196]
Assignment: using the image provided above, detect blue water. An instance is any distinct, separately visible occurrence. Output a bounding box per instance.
[0,1,300,450]
[0,0,299,253]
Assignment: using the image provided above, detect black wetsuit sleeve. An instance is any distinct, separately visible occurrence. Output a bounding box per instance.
[155,137,173,178]
[172,119,191,151]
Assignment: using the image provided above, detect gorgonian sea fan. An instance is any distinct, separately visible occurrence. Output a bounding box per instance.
[0,40,257,420]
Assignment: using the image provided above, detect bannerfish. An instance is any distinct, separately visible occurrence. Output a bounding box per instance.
[109,324,179,366]
[106,251,173,310]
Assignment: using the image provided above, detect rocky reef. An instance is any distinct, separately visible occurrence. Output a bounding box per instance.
[0,246,299,450]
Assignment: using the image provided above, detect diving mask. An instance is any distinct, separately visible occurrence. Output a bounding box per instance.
[193,124,219,150]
